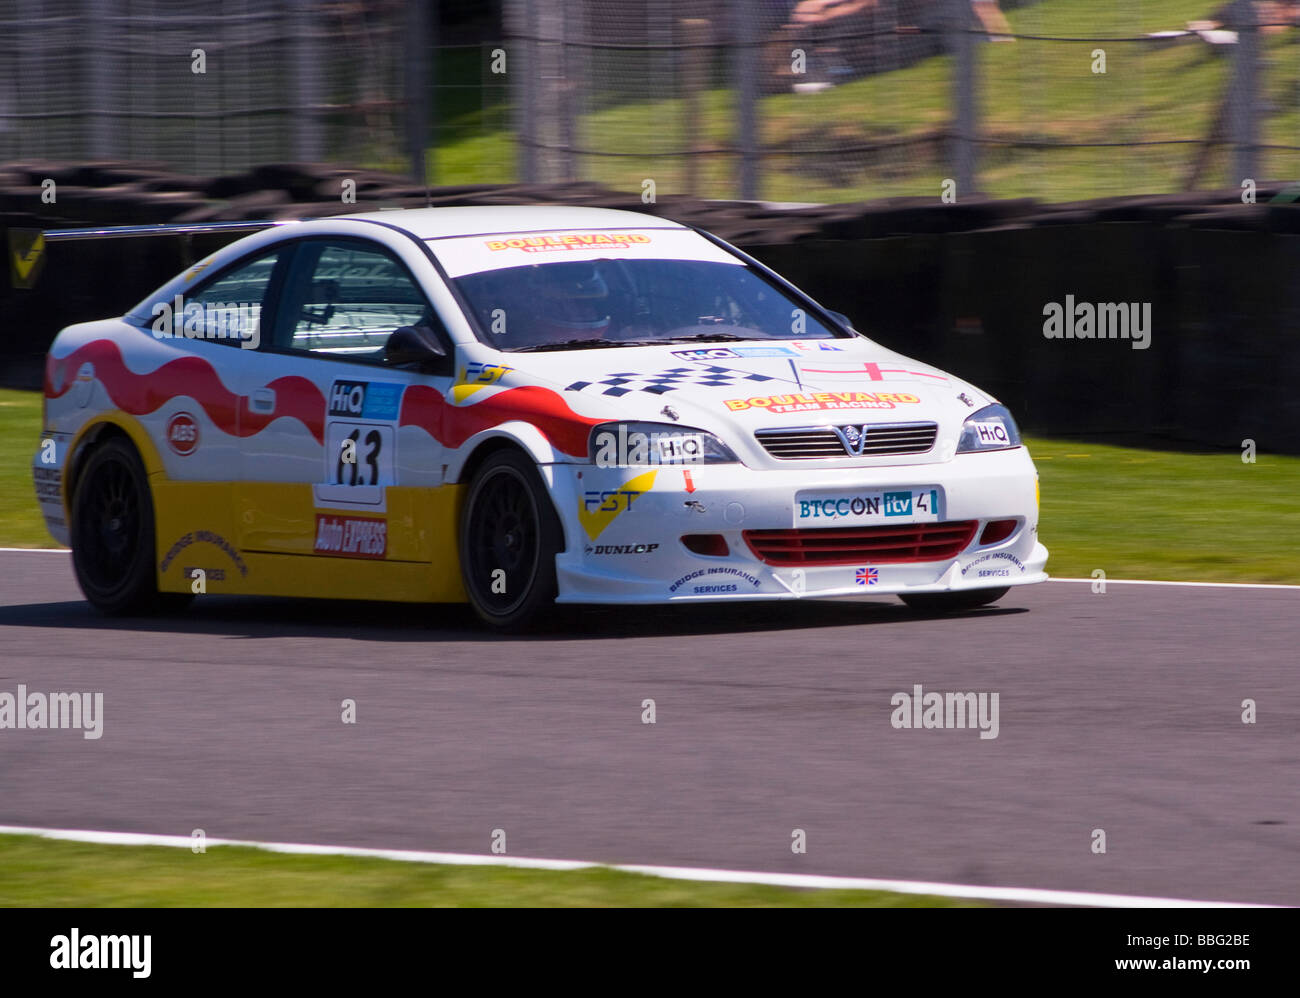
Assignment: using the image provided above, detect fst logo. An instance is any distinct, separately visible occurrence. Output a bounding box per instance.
[452,362,513,402]
[578,470,657,541]
[166,411,199,455]
[584,489,642,513]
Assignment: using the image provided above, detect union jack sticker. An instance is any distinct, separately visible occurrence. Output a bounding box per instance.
[856,566,878,586]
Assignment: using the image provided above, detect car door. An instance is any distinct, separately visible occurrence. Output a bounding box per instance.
[147,245,288,596]
[234,235,461,600]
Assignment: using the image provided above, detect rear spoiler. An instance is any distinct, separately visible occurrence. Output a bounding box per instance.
[9,220,289,290]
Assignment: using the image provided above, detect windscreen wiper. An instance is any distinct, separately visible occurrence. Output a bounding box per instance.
[511,332,786,353]
[658,333,759,343]
[511,338,648,353]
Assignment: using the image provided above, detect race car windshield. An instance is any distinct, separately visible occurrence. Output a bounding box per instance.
[450,258,847,352]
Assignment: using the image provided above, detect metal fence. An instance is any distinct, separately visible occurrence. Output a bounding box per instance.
[0,0,409,175]
[5,0,1300,205]
[502,0,1300,204]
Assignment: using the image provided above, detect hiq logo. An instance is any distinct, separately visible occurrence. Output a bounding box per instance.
[330,381,366,416]
[329,380,401,420]
[592,424,705,467]
[884,491,913,516]
[973,421,1009,446]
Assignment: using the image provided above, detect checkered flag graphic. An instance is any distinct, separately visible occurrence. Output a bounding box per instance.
[566,365,780,397]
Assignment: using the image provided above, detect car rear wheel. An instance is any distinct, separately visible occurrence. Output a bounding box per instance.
[898,587,1010,612]
[458,450,563,630]
[70,436,188,615]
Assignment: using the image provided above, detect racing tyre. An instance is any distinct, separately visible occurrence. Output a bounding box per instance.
[459,450,563,630]
[71,437,188,615]
[898,587,1010,612]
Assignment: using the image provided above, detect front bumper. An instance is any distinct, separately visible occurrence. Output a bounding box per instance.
[546,446,1048,604]
[32,430,73,547]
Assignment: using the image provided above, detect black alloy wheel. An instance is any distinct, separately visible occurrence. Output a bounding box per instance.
[459,450,563,629]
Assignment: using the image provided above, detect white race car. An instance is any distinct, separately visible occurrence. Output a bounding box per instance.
[35,206,1047,627]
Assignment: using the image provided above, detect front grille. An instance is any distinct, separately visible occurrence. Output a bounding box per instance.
[744,520,978,566]
[753,428,846,459]
[755,422,938,459]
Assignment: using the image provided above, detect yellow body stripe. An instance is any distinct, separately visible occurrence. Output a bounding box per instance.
[71,414,469,604]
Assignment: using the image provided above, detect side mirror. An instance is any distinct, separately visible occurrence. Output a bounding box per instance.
[385,323,453,374]
[826,310,858,334]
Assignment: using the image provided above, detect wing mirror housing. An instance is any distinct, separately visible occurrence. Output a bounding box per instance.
[385,323,454,374]
[826,310,859,335]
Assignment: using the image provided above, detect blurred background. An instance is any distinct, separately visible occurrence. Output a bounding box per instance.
[3,0,1299,203]
[3,1,1300,451]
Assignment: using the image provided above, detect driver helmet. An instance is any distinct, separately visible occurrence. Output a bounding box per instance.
[529,262,612,343]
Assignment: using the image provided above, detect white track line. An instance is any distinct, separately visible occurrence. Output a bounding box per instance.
[0,824,1275,908]
[1049,577,1300,591]
[2,549,1298,592]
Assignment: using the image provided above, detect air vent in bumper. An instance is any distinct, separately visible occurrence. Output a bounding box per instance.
[743,520,978,566]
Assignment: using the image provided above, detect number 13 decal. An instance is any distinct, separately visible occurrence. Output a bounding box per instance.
[336,427,383,486]
[319,421,394,507]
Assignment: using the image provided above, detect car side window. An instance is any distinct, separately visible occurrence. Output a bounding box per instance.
[159,250,280,349]
[274,240,433,360]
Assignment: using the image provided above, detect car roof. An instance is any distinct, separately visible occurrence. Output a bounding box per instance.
[124,205,695,326]
[335,205,686,240]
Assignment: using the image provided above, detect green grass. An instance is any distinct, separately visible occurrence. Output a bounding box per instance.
[0,388,55,548]
[1027,434,1300,584]
[3,388,1298,580]
[414,0,1300,203]
[0,835,970,907]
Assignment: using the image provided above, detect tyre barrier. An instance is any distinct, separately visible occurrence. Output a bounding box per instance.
[3,161,1297,453]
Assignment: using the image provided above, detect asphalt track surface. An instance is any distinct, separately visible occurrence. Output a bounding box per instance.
[1,551,1296,905]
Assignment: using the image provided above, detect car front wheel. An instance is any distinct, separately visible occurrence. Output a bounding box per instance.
[458,450,563,630]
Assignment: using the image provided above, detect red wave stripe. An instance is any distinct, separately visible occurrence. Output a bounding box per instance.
[400,384,601,457]
[246,375,326,443]
[45,338,325,444]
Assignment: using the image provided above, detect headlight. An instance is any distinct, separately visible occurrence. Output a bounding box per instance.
[588,421,739,466]
[956,403,1022,453]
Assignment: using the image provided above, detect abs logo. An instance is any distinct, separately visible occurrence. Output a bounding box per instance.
[166,411,199,455]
